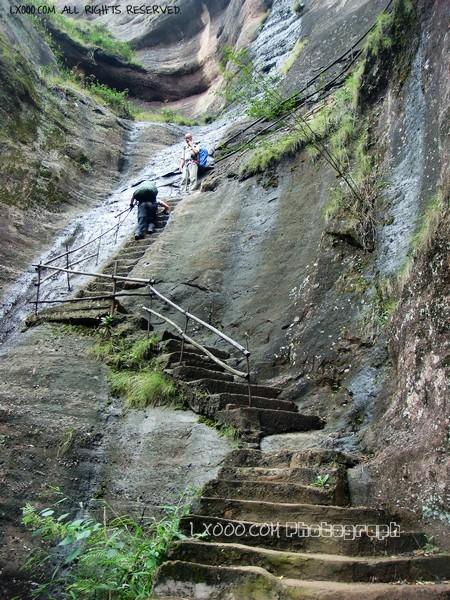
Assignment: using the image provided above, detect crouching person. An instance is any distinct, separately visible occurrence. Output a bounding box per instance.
[130,181,170,240]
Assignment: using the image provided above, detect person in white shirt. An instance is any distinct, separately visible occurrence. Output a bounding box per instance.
[179,133,199,194]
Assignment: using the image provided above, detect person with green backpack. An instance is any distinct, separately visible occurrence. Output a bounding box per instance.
[130,181,169,240]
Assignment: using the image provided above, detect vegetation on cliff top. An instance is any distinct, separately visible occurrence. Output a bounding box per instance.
[26,0,135,62]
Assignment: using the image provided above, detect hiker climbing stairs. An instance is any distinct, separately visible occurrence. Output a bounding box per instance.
[77,199,178,302]
[153,449,450,599]
[158,333,324,448]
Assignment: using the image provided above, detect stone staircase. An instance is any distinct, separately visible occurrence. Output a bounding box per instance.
[31,197,449,598]
[32,202,179,325]
[77,201,176,302]
[157,334,324,448]
[153,448,450,599]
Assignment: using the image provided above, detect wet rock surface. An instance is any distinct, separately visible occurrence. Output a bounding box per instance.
[0,0,449,595]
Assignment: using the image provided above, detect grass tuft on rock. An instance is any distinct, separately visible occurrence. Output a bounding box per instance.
[109,369,177,409]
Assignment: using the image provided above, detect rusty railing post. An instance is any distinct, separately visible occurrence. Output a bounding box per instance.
[180,314,189,364]
[245,335,252,407]
[147,294,153,337]
[96,229,102,266]
[35,262,42,316]
[110,260,118,315]
[65,244,71,291]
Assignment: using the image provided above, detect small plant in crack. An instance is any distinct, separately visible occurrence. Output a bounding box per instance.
[197,416,240,445]
[57,427,76,458]
[310,474,330,488]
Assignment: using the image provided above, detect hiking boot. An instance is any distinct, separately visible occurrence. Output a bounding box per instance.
[134,234,143,240]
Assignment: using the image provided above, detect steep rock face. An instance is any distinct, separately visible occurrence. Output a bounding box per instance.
[0,3,448,597]
[126,0,449,546]
[282,0,388,94]
[0,324,231,598]
[367,211,449,544]
[51,0,271,109]
[0,0,128,297]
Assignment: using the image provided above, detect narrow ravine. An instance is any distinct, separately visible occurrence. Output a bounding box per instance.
[1,0,448,596]
[0,116,232,348]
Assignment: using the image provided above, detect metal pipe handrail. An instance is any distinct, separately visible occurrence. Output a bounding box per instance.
[148,286,250,356]
[33,264,252,390]
[40,252,99,285]
[33,263,155,285]
[33,265,249,360]
[217,0,394,155]
[42,221,123,267]
[41,206,133,268]
[142,307,248,380]
[29,292,153,303]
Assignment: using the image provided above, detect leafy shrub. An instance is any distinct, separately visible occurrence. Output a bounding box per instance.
[90,335,158,370]
[85,77,132,116]
[21,495,190,598]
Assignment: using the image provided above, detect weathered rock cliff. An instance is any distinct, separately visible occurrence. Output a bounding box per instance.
[125,0,449,545]
[0,0,128,297]
[0,0,448,596]
[49,0,272,111]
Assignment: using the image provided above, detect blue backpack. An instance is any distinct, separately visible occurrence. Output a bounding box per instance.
[198,148,209,168]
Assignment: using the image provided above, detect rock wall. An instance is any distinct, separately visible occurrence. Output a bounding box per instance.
[0,323,231,598]
[0,0,128,297]
[367,210,449,545]
[0,1,448,595]
[126,0,449,546]
[50,0,272,111]
[358,0,449,544]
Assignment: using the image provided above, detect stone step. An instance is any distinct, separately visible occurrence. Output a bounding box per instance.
[122,240,153,250]
[217,465,337,485]
[201,479,342,506]
[119,249,147,259]
[216,407,325,436]
[187,392,297,419]
[158,351,226,372]
[223,448,357,469]
[198,497,398,526]
[80,291,115,300]
[160,336,230,360]
[219,393,296,412]
[31,301,114,326]
[181,516,427,556]
[153,561,450,599]
[122,279,149,290]
[110,258,137,266]
[167,540,450,584]
[85,282,115,292]
[170,365,235,383]
[185,379,281,399]
[102,263,136,276]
